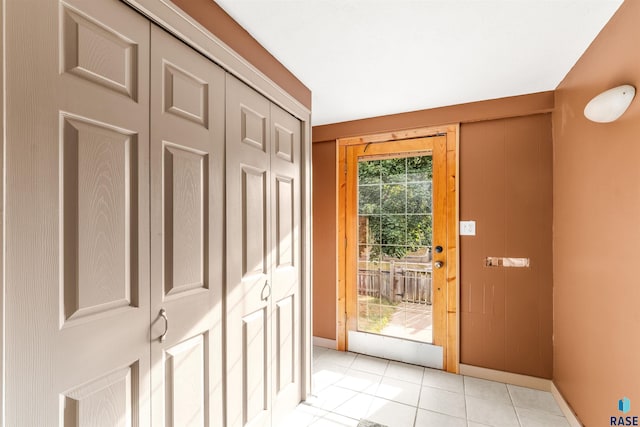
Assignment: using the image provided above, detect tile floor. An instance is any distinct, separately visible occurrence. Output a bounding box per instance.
[281,347,569,427]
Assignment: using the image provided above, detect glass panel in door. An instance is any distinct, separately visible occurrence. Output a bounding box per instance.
[357,155,433,343]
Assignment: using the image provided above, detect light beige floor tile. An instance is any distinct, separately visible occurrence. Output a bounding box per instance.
[466,395,519,427]
[423,368,464,393]
[385,360,425,384]
[516,406,570,427]
[463,376,511,405]
[335,369,382,394]
[508,384,563,416]
[419,385,466,418]
[350,354,389,376]
[313,361,349,393]
[375,376,421,406]
[365,397,417,427]
[279,403,329,427]
[318,349,357,368]
[415,409,467,427]
[310,412,360,427]
[333,392,376,420]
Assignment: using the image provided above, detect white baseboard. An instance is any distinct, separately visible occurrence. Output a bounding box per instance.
[312,336,336,349]
[551,382,583,427]
[459,364,551,391]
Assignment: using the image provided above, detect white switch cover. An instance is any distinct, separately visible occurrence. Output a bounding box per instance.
[460,221,476,236]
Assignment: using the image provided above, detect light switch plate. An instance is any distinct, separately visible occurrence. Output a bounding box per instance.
[460,220,476,236]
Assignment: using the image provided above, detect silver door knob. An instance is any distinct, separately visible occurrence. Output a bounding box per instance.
[434,261,444,269]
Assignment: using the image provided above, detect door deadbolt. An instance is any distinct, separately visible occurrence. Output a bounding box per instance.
[434,246,443,253]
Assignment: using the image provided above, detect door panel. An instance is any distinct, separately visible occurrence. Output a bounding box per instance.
[164,335,206,427]
[270,105,302,426]
[226,75,272,427]
[150,25,225,427]
[63,363,138,427]
[62,116,140,321]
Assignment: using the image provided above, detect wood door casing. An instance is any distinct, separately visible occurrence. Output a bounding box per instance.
[226,75,302,427]
[6,0,151,424]
[150,25,225,427]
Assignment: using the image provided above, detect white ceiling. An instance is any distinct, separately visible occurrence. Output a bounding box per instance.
[214,0,623,126]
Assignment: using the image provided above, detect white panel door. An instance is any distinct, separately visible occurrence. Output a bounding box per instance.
[5,0,151,424]
[226,76,303,427]
[226,75,273,427]
[270,104,302,426]
[150,25,225,427]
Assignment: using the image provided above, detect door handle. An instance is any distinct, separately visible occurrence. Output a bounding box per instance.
[434,261,444,269]
[261,281,272,301]
[159,308,168,343]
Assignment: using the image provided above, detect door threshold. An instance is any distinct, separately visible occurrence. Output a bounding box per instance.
[348,330,443,369]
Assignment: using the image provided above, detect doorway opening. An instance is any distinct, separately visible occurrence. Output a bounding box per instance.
[337,125,459,373]
[356,153,434,343]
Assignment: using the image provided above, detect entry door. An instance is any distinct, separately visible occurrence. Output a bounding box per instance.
[226,75,302,427]
[345,137,448,366]
[149,25,225,426]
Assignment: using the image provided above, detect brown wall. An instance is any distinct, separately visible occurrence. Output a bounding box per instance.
[460,115,553,379]
[553,0,640,424]
[312,141,337,340]
[312,94,554,378]
[171,0,311,109]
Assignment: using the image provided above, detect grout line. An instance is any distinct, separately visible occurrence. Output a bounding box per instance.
[462,375,469,422]
[506,383,524,427]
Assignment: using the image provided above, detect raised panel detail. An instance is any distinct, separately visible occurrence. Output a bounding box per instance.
[275,125,293,162]
[276,177,294,268]
[164,144,207,296]
[276,296,295,392]
[164,62,209,128]
[243,308,268,424]
[165,335,206,427]
[242,167,267,277]
[62,116,138,322]
[240,106,266,151]
[63,363,138,427]
[61,5,137,99]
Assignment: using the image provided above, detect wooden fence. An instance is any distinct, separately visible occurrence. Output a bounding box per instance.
[357,262,432,304]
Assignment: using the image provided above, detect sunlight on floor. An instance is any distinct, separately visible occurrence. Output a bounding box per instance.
[279,347,570,427]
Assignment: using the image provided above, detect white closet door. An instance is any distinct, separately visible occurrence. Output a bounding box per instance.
[149,25,225,427]
[226,75,303,427]
[270,104,302,426]
[226,75,273,427]
[6,0,151,425]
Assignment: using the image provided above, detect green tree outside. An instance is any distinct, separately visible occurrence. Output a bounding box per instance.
[358,155,433,259]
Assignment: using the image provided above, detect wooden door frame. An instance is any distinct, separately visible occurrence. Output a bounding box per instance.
[337,124,459,373]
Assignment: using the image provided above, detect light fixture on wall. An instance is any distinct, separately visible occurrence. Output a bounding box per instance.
[584,84,636,123]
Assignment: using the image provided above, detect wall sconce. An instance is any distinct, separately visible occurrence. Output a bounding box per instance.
[584,84,635,123]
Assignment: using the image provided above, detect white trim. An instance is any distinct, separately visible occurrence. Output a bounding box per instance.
[459,364,551,391]
[551,382,583,427]
[313,337,336,349]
